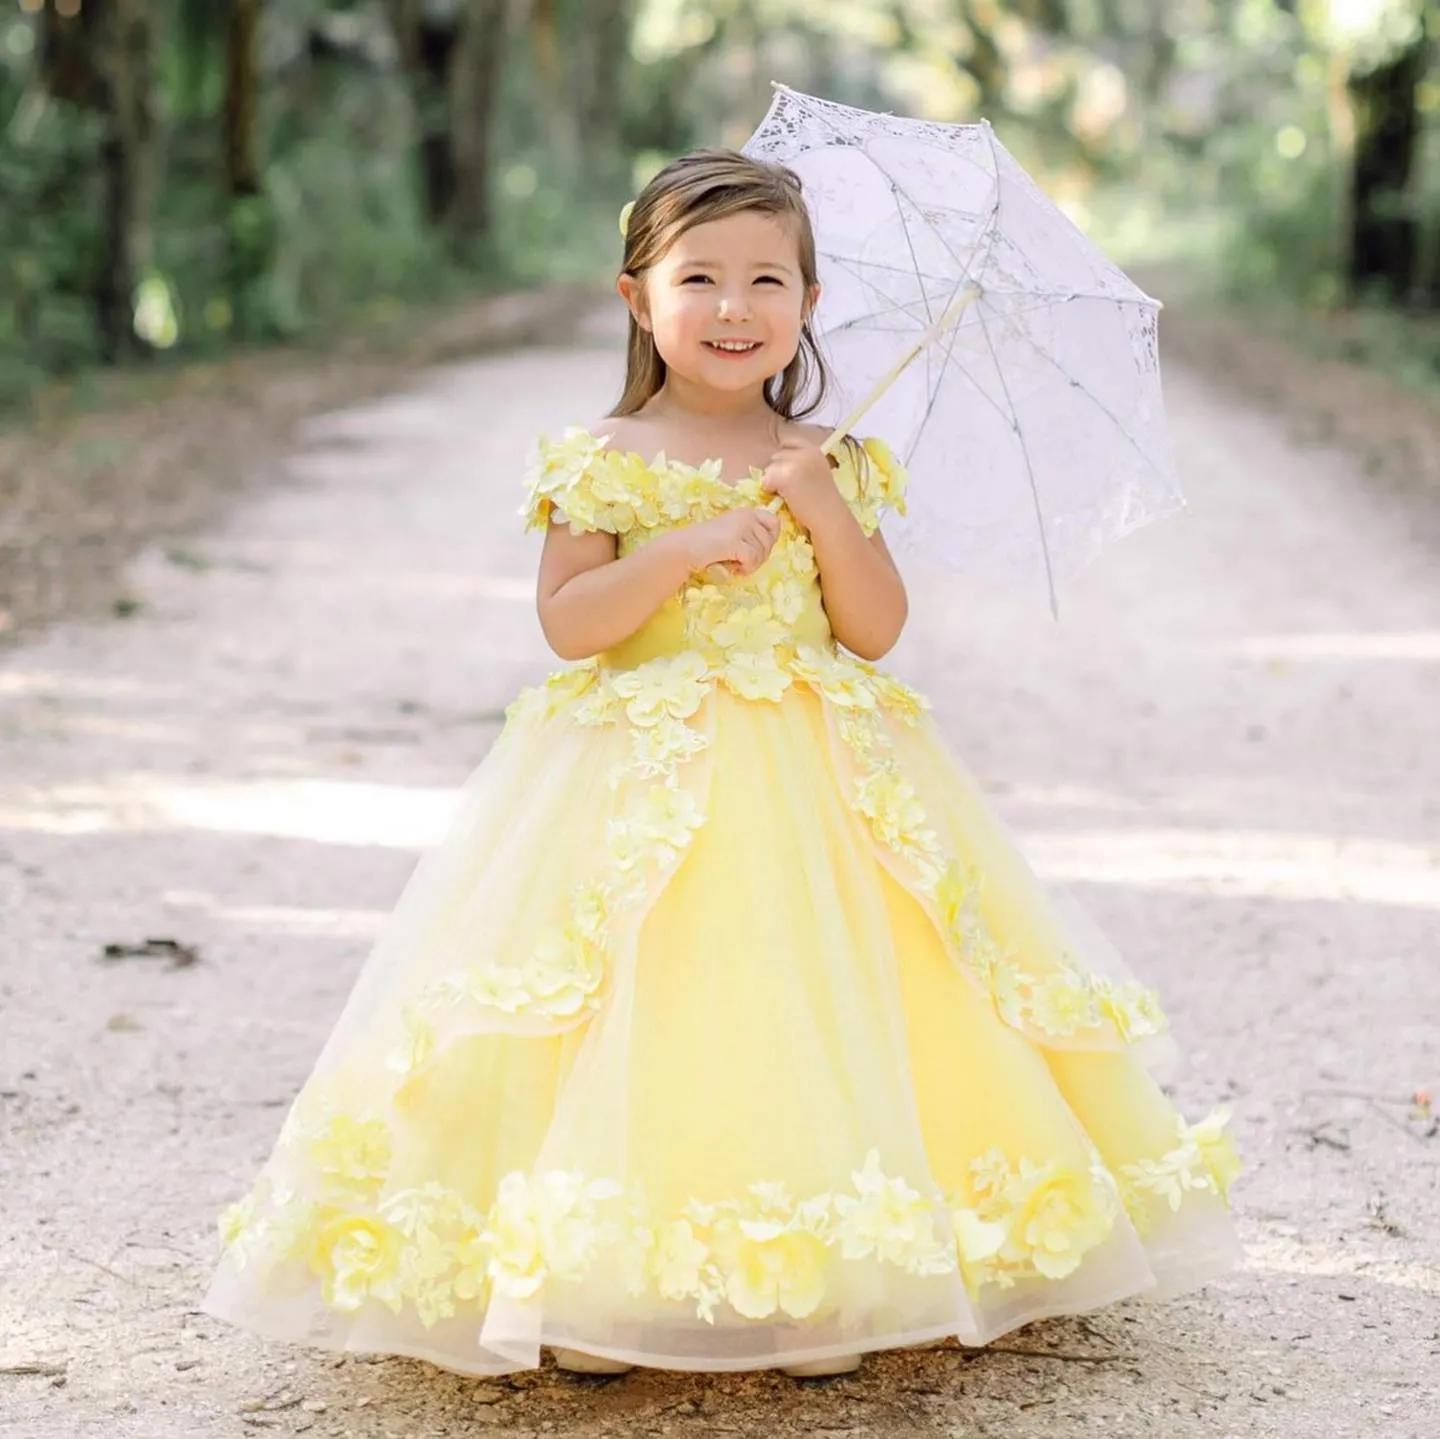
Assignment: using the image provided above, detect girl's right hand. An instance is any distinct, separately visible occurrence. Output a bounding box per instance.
[682,507,782,578]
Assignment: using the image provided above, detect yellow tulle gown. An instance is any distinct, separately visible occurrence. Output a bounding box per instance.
[205,430,1242,1374]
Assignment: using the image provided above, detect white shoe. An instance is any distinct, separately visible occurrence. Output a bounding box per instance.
[781,1354,862,1379]
[553,1347,634,1376]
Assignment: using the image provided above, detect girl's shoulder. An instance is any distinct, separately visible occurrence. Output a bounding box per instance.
[522,418,702,536]
[785,423,909,535]
[585,414,649,456]
[533,415,671,469]
[522,422,628,535]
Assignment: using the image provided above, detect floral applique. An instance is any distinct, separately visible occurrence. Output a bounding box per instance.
[1118,1107,1242,1232]
[217,1111,1238,1327]
[960,1147,1117,1289]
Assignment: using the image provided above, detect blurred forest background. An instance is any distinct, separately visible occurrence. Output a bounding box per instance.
[0,0,1437,408]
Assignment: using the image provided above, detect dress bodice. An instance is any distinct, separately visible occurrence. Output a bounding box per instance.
[522,428,908,675]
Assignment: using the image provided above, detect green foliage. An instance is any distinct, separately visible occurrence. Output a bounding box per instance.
[0,47,108,400]
[1,0,1437,410]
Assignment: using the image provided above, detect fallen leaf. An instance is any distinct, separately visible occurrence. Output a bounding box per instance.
[0,1361,68,1378]
[100,937,200,968]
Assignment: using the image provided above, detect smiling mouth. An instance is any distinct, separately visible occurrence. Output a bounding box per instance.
[704,339,762,355]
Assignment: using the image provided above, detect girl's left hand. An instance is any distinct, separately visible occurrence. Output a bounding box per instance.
[760,438,845,530]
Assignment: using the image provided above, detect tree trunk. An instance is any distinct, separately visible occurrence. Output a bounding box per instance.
[39,5,107,107]
[224,0,263,198]
[1345,31,1430,304]
[394,0,462,225]
[40,0,159,362]
[224,0,275,336]
[578,0,634,186]
[96,0,159,362]
[446,0,509,254]
[389,0,510,260]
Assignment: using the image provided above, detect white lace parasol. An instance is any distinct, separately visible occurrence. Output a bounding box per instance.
[743,85,1185,615]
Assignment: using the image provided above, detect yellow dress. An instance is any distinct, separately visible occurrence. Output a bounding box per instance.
[204,429,1242,1374]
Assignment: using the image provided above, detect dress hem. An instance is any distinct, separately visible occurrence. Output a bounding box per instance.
[200,1237,1242,1377]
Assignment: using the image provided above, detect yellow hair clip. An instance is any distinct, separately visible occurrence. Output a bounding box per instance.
[618,200,635,239]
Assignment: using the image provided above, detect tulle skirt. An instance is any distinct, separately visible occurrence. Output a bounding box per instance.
[204,658,1241,1374]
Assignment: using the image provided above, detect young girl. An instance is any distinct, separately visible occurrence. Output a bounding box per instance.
[205,149,1241,1380]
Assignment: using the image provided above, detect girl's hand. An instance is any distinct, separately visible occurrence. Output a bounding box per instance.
[682,507,782,578]
[761,438,845,530]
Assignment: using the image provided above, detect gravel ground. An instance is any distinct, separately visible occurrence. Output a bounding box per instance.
[0,285,592,648]
[1,311,1437,1438]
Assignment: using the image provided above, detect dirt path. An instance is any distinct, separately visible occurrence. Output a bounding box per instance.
[2,316,1437,1438]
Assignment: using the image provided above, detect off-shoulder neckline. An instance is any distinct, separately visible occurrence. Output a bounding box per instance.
[564,424,860,494]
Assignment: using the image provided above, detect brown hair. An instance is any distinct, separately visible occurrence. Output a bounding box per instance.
[610,149,830,420]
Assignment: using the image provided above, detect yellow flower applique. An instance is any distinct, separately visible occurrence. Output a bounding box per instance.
[1190,1107,1242,1199]
[860,436,908,515]
[832,1151,953,1275]
[935,861,984,934]
[310,1213,405,1314]
[1098,979,1167,1042]
[610,652,712,727]
[835,707,886,763]
[522,427,610,533]
[483,1171,623,1299]
[521,920,607,1018]
[765,573,811,625]
[1003,1160,1114,1280]
[710,1188,832,1321]
[543,665,604,719]
[654,459,712,522]
[649,1218,714,1305]
[451,1225,492,1305]
[623,714,711,779]
[871,671,930,724]
[710,603,788,655]
[779,533,816,577]
[308,1114,392,1202]
[1121,1107,1241,1219]
[949,1203,1009,1296]
[606,781,706,874]
[378,1183,482,1326]
[721,648,793,703]
[404,881,610,1029]
[852,763,938,865]
[588,449,656,531]
[825,436,910,534]
[1025,972,1105,1037]
[792,646,878,709]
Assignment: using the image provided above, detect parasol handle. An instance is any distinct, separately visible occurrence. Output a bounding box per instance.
[821,284,984,455]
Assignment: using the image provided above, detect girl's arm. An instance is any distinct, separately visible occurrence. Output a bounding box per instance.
[761,436,908,661]
[537,509,782,661]
[806,512,908,661]
[537,526,692,661]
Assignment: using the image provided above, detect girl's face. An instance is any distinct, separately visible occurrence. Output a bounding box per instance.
[622,209,819,398]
